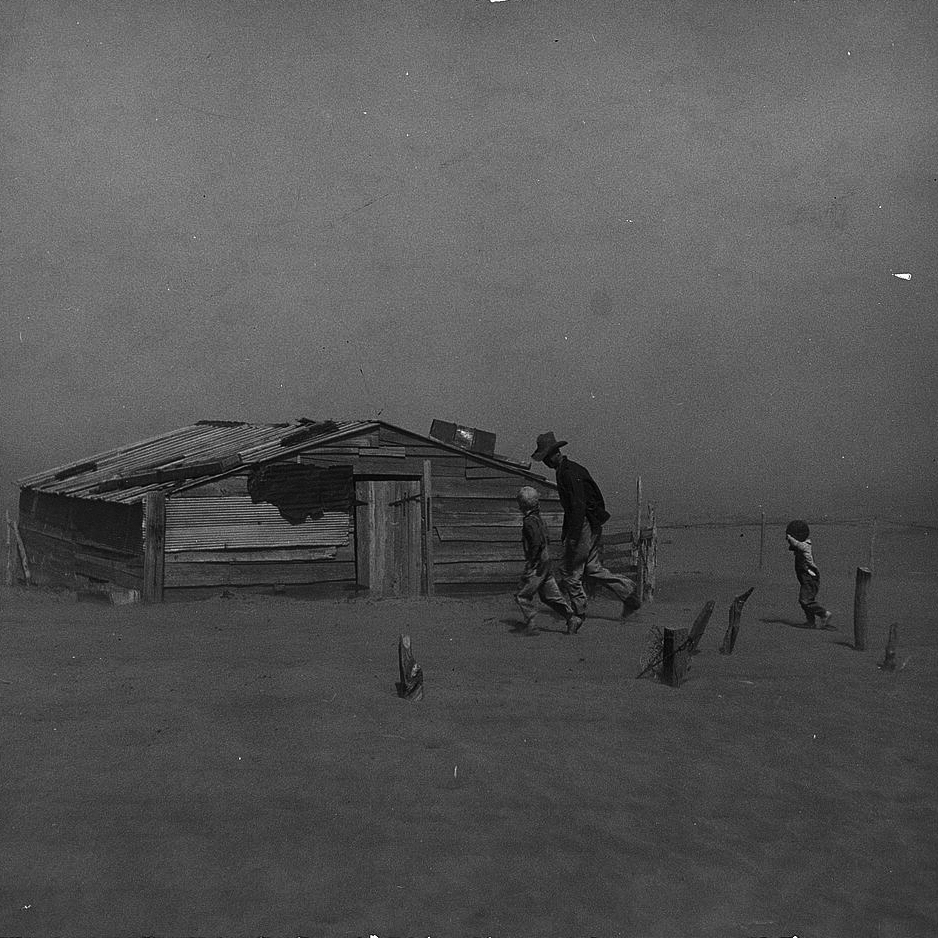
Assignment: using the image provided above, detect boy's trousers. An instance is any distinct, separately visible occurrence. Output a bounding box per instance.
[515,558,573,622]
[797,568,828,622]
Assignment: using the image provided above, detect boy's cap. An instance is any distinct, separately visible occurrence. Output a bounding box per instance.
[786,519,810,540]
[517,486,540,507]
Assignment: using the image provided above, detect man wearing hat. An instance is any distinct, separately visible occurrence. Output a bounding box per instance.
[531,432,640,632]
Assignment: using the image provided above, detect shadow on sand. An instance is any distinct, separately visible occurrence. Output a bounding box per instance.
[498,617,569,635]
[760,616,814,629]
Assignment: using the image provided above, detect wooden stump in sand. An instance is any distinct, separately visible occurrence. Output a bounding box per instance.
[687,600,715,655]
[397,634,424,701]
[719,587,755,655]
[853,566,872,652]
[880,623,898,672]
[661,626,689,688]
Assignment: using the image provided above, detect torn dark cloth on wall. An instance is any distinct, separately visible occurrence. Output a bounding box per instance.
[247,464,353,524]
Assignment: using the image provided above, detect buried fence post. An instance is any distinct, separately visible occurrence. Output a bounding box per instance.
[661,626,689,687]
[853,566,872,651]
[12,519,31,586]
[758,509,766,571]
[688,600,716,655]
[880,622,898,672]
[719,587,755,655]
[4,511,12,587]
[397,634,424,701]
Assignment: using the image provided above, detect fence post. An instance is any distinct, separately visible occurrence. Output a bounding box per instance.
[4,510,12,587]
[758,509,766,571]
[853,566,872,651]
[662,626,689,687]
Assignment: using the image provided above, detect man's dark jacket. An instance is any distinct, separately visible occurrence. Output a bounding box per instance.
[554,455,611,541]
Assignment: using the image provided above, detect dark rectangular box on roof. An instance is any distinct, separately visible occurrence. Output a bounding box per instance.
[429,420,496,457]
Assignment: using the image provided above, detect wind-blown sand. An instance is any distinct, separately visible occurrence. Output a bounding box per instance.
[1,525,936,937]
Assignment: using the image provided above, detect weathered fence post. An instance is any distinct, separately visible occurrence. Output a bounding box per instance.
[634,476,642,548]
[397,634,424,700]
[853,566,872,651]
[661,626,689,687]
[880,623,898,672]
[4,510,12,587]
[644,505,657,602]
[719,587,755,655]
[758,509,766,571]
[688,599,716,655]
[12,520,31,586]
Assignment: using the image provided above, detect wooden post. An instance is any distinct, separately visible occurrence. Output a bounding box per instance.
[719,586,755,655]
[397,634,424,700]
[12,520,31,586]
[880,623,898,672]
[661,626,689,687]
[758,509,766,571]
[4,510,12,587]
[635,537,646,606]
[853,566,872,651]
[142,492,166,604]
[634,476,642,547]
[645,504,657,602]
[421,460,434,597]
[687,599,716,654]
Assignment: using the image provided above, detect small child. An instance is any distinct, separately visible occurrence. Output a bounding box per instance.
[785,519,833,629]
[515,486,580,634]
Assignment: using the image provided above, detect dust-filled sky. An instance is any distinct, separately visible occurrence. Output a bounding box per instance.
[2,0,936,523]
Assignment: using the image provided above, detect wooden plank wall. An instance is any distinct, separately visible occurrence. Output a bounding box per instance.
[306,426,554,590]
[16,491,144,590]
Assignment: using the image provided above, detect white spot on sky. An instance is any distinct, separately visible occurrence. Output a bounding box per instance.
[893,272,911,280]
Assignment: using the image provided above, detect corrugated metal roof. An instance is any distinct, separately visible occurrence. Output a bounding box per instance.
[17,420,373,503]
[17,418,550,503]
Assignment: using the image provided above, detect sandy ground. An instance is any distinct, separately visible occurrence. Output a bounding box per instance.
[1,528,937,937]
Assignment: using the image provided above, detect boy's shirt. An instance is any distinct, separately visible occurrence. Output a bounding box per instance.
[787,535,819,578]
[521,507,551,566]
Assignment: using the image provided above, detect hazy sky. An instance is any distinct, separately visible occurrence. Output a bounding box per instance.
[2,0,936,523]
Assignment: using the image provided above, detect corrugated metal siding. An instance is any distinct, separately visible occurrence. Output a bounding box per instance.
[165,497,351,551]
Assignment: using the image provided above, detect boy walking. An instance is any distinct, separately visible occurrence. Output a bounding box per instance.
[785,519,834,629]
[514,486,580,635]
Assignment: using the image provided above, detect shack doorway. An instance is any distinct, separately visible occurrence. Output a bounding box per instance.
[354,478,424,597]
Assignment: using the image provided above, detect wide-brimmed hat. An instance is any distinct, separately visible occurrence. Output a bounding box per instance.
[531,431,567,462]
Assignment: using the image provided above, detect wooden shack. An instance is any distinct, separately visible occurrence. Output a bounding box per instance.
[14,419,655,603]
